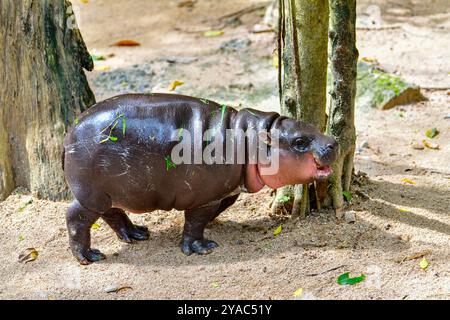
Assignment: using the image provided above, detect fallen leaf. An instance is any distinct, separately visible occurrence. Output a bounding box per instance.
[177,0,197,8]
[18,199,33,212]
[337,272,365,285]
[398,208,411,213]
[401,178,416,185]
[91,223,100,229]
[19,235,24,241]
[273,225,282,237]
[398,234,412,242]
[113,40,141,47]
[18,248,38,263]
[394,111,404,118]
[293,288,303,297]
[105,284,133,293]
[80,0,89,3]
[115,286,133,293]
[203,30,224,37]
[278,195,290,203]
[342,191,352,202]
[361,57,378,63]
[90,54,105,61]
[425,128,439,139]
[168,80,184,91]
[394,250,430,263]
[423,140,440,150]
[273,52,279,68]
[211,282,220,288]
[94,65,111,72]
[419,258,429,270]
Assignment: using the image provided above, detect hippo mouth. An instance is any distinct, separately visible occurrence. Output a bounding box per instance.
[313,156,333,179]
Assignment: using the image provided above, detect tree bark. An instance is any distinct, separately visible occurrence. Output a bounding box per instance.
[326,0,358,215]
[272,0,329,218]
[0,0,95,200]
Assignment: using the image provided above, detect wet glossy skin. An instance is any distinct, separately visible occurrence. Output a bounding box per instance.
[63,93,338,264]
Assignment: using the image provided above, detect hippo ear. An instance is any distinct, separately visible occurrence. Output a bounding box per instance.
[258,131,272,146]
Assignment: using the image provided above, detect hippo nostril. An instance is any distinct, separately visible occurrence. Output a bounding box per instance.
[327,142,337,150]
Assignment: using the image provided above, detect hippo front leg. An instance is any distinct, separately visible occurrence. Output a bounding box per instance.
[181,203,221,255]
[66,200,106,265]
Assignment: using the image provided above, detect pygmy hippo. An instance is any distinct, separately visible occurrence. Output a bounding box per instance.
[63,93,338,264]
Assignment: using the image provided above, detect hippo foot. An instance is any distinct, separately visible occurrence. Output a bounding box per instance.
[101,208,150,243]
[181,238,219,256]
[74,248,106,265]
[116,225,150,243]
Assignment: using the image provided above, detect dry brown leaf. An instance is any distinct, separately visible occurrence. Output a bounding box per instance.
[394,249,430,263]
[423,140,440,150]
[18,248,38,263]
[113,40,141,47]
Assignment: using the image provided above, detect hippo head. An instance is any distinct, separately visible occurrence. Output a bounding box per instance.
[246,118,339,192]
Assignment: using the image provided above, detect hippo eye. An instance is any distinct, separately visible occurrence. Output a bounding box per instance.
[293,137,312,152]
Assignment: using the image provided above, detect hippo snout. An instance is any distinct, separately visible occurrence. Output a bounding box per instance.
[316,137,339,167]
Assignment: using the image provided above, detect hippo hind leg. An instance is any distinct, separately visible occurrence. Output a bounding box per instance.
[101,208,150,243]
[181,194,240,256]
[66,200,106,265]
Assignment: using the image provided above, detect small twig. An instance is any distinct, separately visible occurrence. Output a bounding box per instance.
[218,3,269,21]
[356,25,402,31]
[421,86,450,90]
[306,265,347,277]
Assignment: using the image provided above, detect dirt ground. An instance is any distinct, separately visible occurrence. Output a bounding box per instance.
[0,0,449,300]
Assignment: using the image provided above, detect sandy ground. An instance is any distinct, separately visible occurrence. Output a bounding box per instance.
[0,0,449,300]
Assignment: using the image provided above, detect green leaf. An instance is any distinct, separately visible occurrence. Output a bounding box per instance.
[342,191,352,202]
[165,156,177,171]
[220,105,227,123]
[109,136,118,142]
[211,282,220,288]
[419,258,429,270]
[122,116,127,137]
[337,272,365,285]
[91,54,105,61]
[203,30,224,37]
[18,199,33,212]
[425,128,439,139]
[273,225,282,237]
[74,118,79,125]
[278,195,291,203]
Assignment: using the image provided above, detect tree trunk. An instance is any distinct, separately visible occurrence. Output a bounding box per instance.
[0,0,95,200]
[272,0,329,218]
[326,0,358,216]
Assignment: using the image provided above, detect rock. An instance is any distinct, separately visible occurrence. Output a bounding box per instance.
[220,38,252,53]
[104,284,120,293]
[344,211,356,223]
[354,61,426,110]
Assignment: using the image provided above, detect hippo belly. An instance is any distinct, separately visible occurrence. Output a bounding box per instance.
[64,94,242,214]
